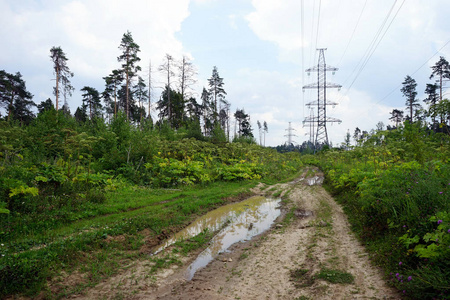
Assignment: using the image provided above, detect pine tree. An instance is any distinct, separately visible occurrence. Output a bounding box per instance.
[0,70,35,124]
[208,66,227,123]
[133,76,148,125]
[81,86,102,120]
[118,31,141,120]
[156,87,184,129]
[200,87,213,136]
[389,109,404,128]
[234,108,253,138]
[430,56,450,102]
[50,46,74,111]
[103,69,123,118]
[401,75,419,122]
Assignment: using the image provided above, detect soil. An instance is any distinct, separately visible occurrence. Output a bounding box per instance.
[72,169,401,300]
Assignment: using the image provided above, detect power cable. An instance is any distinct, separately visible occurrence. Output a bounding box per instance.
[337,0,368,67]
[376,38,450,105]
[340,0,405,100]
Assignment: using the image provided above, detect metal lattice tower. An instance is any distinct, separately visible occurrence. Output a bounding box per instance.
[303,48,342,147]
[284,122,297,146]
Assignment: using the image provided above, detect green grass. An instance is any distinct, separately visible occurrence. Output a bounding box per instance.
[0,180,257,297]
[316,268,354,284]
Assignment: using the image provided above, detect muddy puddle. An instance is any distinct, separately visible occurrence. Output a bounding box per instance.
[305,175,324,186]
[152,196,282,280]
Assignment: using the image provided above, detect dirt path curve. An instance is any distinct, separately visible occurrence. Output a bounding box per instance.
[79,169,400,300]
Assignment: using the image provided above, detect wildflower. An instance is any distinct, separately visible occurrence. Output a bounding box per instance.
[439,192,443,194]
[403,225,406,228]
[448,229,450,233]
[408,276,412,281]
[396,273,400,277]
[438,220,443,225]
[399,261,403,266]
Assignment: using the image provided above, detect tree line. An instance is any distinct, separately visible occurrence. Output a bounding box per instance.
[349,56,450,148]
[0,31,261,142]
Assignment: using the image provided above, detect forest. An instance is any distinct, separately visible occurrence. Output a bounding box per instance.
[1,31,450,299]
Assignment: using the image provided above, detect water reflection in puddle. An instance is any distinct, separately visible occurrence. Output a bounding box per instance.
[305,176,324,186]
[152,196,281,280]
[185,197,281,280]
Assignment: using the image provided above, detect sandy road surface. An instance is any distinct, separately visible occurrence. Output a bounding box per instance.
[77,169,400,300]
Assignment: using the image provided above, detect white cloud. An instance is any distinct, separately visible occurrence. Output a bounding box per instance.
[1,0,192,107]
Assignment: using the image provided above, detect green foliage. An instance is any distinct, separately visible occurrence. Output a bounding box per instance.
[311,122,450,298]
[0,111,304,297]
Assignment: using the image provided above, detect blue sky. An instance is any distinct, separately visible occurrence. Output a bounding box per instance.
[1,0,450,146]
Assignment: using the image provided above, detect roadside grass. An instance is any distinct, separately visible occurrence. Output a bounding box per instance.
[0,180,257,297]
[316,268,354,284]
[290,267,354,287]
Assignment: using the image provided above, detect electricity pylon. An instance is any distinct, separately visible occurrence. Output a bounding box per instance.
[284,122,297,147]
[303,48,342,148]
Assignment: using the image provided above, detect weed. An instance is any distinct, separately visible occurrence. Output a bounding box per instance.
[316,268,354,284]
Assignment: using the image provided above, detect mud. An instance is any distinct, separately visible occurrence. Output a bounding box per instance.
[73,168,401,300]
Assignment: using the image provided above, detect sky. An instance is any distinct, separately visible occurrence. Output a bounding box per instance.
[1,0,450,147]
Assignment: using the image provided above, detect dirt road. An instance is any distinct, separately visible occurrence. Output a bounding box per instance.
[79,169,400,299]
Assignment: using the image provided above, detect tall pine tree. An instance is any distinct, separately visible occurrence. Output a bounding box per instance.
[208,66,227,123]
[50,46,74,111]
[401,75,419,122]
[118,31,141,120]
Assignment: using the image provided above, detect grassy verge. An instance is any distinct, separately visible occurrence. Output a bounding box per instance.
[0,180,257,297]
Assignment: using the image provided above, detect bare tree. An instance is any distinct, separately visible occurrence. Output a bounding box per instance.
[177,56,197,121]
[159,54,175,124]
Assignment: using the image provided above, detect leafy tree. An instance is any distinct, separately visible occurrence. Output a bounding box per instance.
[401,75,419,122]
[159,54,175,125]
[80,86,102,120]
[208,66,227,122]
[429,56,450,102]
[103,69,123,118]
[118,31,141,120]
[50,46,74,111]
[0,70,35,124]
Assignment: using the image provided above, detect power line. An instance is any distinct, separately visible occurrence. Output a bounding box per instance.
[339,0,405,101]
[301,0,305,120]
[315,0,322,49]
[376,38,450,105]
[337,0,368,67]
[342,1,397,89]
